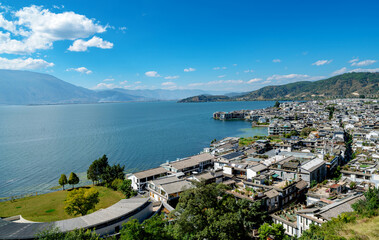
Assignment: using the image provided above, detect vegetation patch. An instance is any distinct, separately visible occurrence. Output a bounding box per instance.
[0,186,124,222]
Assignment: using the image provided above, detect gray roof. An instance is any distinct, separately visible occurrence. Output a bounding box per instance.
[317,194,364,220]
[301,158,325,172]
[151,175,180,185]
[133,167,168,179]
[0,197,150,239]
[265,189,279,198]
[161,180,193,194]
[167,153,213,170]
[249,164,267,173]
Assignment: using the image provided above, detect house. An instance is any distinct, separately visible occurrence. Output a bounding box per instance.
[299,158,327,186]
[247,164,268,180]
[147,175,193,202]
[128,167,168,191]
[161,153,214,174]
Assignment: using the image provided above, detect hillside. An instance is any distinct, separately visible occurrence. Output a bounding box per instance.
[0,70,99,105]
[0,70,222,105]
[179,72,379,102]
[178,94,231,103]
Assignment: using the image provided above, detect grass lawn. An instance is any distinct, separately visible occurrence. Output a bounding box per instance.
[339,215,379,240]
[0,186,124,222]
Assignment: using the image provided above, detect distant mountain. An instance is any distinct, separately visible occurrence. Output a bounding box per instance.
[0,70,225,105]
[178,95,231,103]
[178,72,379,102]
[113,88,225,101]
[0,70,99,105]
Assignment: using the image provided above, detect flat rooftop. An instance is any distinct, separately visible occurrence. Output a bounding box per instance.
[0,197,150,240]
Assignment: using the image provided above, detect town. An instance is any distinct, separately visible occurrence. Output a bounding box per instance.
[128,99,378,238]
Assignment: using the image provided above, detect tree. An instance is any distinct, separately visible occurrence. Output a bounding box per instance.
[64,188,99,216]
[87,155,110,185]
[120,214,172,240]
[35,227,100,240]
[258,223,286,240]
[352,187,379,217]
[68,172,80,189]
[274,101,280,108]
[119,179,136,198]
[87,163,99,186]
[310,180,318,188]
[101,164,125,186]
[169,182,267,240]
[59,174,68,190]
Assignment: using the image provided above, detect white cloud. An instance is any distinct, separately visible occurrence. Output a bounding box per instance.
[247,78,262,84]
[244,69,254,73]
[134,81,141,84]
[119,80,128,85]
[312,60,333,66]
[68,36,113,52]
[66,67,92,74]
[272,59,281,63]
[212,67,220,70]
[184,67,196,72]
[0,5,109,54]
[164,75,179,80]
[349,68,379,73]
[188,79,244,87]
[0,56,54,69]
[162,81,176,86]
[349,58,359,63]
[331,67,347,76]
[267,74,324,82]
[351,59,376,66]
[103,78,114,81]
[145,71,160,77]
[92,82,116,90]
[233,64,237,66]
[218,75,226,78]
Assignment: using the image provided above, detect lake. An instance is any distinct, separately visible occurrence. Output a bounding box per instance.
[0,101,273,198]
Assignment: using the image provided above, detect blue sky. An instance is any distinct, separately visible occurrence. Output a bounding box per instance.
[0,0,378,92]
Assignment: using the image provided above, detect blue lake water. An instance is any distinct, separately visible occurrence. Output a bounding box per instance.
[0,101,273,198]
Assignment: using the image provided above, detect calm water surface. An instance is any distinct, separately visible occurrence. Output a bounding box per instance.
[0,101,273,197]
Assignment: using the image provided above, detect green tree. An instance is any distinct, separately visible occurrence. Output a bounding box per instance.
[59,174,68,190]
[102,164,125,186]
[310,180,318,188]
[169,182,266,240]
[36,227,100,240]
[64,188,99,216]
[68,172,80,189]
[120,219,145,240]
[87,163,99,186]
[352,187,379,217]
[119,179,136,198]
[258,223,286,240]
[87,155,110,185]
[120,214,173,240]
[274,101,280,108]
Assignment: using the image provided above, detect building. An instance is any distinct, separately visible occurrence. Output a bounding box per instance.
[0,197,153,239]
[161,153,214,174]
[147,175,193,202]
[128,167,168,191]
[300,158,327,186]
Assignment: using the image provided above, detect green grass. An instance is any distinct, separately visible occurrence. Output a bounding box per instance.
[239,137,255,146]
[339,215,379,240]
[0,186,124,222]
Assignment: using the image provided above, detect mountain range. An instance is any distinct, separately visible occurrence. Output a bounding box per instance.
[0,70,224,105]
[179,72,379,102]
